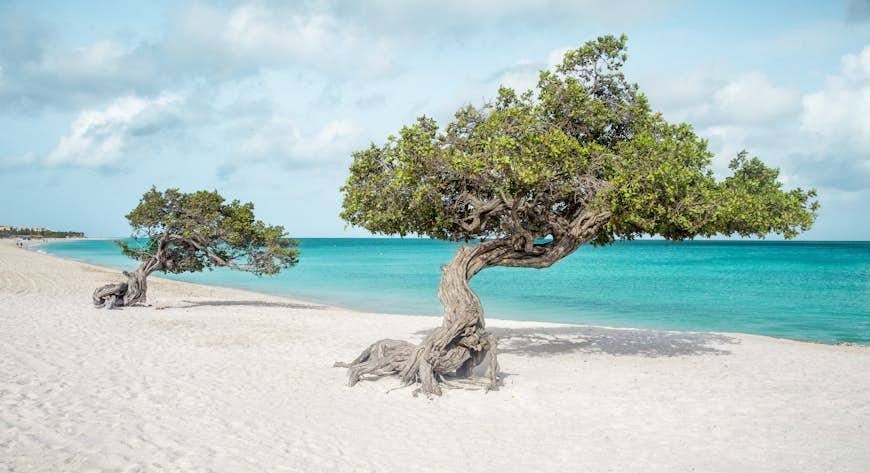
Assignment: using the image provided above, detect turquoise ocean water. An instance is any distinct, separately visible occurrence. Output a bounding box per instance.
[39,238,870,344]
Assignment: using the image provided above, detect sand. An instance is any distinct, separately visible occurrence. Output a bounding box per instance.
[1,239,868,472]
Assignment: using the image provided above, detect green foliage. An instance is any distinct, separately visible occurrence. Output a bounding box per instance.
[119,187,299,275]
[341,35,817,243]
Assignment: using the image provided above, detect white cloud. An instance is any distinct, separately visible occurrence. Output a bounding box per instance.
[44,93,182,168]
[0,0,685,113]
[644,68,800,126]
[0,3,395,112]
[0,0,687,122]
[164,3,394,78]
[802,44,870,151]
[842,44,870,78]
[797,44,870,190]
[711,72,801,124]
[236,116,362,168]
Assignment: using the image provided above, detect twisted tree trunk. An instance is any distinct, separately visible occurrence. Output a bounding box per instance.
[336,243,501,396]
[336,209,611,396]
[92,256,161,308]
[121,267,149,306]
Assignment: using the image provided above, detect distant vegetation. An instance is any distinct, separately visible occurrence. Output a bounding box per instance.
[0,227,85,238]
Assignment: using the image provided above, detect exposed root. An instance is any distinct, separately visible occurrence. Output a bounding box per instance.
[334,339,415,387]
[92,282,128,309]
[91,268,149,309]
[334,328,500,397]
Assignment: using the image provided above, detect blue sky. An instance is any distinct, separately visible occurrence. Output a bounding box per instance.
[2,0,869,239]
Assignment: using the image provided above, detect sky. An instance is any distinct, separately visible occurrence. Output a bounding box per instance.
[1,0,869,239]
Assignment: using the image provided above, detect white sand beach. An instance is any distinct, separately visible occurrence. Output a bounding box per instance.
[1,239,869,472]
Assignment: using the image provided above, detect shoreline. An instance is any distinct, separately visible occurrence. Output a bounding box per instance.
[31,238,869,348]
[11,234,870,350]
[7,236,870,361]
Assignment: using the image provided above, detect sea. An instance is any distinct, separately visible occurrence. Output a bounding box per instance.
[39,238,870,345]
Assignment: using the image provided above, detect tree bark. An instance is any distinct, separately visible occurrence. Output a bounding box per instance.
[92,256,161,308]
[121,268,149,306]
[92,282,127,309]
[336,209,611,396]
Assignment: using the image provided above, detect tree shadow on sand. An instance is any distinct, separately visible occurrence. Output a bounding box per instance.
[415,325,737,358]
[156,300,326,310]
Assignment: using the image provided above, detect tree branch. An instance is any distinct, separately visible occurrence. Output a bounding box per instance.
[457,194,508,233]
[496,210,611,269]
[164,233,250,272]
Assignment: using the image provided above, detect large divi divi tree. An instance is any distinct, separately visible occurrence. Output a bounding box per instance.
[336,35,818,396]
[93,187,299,308]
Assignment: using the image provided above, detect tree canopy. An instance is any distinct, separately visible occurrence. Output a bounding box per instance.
[341,35,818,247]
[119,187,299,276]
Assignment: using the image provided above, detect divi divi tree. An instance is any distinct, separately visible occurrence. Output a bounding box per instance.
[93,187,299,308]
[337,35,818,396]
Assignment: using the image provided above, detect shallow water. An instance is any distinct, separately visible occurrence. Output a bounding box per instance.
[41,238,870,344]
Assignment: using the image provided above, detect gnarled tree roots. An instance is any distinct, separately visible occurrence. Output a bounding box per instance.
[335,319,500,397]
[92,270,148,309]
[92,282,128,309]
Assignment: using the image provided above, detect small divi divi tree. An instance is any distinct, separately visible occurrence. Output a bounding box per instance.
[93,187,299,308]
[336,35,818,396]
